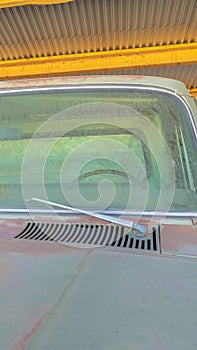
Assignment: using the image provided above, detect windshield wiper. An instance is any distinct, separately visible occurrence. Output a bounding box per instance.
[27,197,146,237]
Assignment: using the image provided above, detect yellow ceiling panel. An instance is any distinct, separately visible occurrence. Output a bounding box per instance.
[189,88,197,98]
[0,43,196,80]
[0,0,72,8]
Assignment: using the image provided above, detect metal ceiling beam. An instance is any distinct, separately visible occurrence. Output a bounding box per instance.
[0,43,196,80]
[0,0,72,7]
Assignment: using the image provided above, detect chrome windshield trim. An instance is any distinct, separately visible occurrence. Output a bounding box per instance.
[0,208,197,218]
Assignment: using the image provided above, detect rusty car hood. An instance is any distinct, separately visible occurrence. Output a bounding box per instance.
[1,218,197,350]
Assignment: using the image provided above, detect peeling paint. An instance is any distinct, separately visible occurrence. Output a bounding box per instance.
[12,305,52,350]
[0,75,189,97]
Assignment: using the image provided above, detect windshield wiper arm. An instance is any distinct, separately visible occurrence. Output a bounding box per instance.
[28,197,146,236]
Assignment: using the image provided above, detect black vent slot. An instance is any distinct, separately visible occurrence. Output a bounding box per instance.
[15,222,161,253]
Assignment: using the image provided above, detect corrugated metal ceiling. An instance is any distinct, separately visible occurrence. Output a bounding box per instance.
[0,0,196,88]
[0,0,196,58]
[86,64,197,89]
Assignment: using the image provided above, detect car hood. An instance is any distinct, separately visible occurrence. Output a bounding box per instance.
[1,219,197,350]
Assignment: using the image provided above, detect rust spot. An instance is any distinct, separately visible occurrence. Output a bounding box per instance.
[0,239,89,256]
[13,305,52,350]
[0,75,147,91]
[0,219,27,239]
[161,224,197,256]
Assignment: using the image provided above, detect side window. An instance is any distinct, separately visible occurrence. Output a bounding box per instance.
[175,125,195,191]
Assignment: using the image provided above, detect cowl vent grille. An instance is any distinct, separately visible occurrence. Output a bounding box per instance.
[15,222,160,253]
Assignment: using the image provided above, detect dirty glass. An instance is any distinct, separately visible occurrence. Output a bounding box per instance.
[0,88,196,213]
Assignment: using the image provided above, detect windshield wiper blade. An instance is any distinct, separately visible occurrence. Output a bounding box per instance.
[28,197,146,236]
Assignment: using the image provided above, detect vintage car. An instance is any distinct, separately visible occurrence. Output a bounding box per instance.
[0,75,197,349]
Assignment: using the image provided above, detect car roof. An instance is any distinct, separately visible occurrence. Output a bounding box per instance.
[0,75,189,96]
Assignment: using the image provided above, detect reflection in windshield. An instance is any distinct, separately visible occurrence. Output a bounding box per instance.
[0,88,196,213]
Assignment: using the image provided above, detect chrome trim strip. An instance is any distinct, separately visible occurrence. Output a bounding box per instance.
[0,208,197,218]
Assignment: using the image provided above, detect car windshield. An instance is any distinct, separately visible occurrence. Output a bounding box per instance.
[0,87,197,214]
